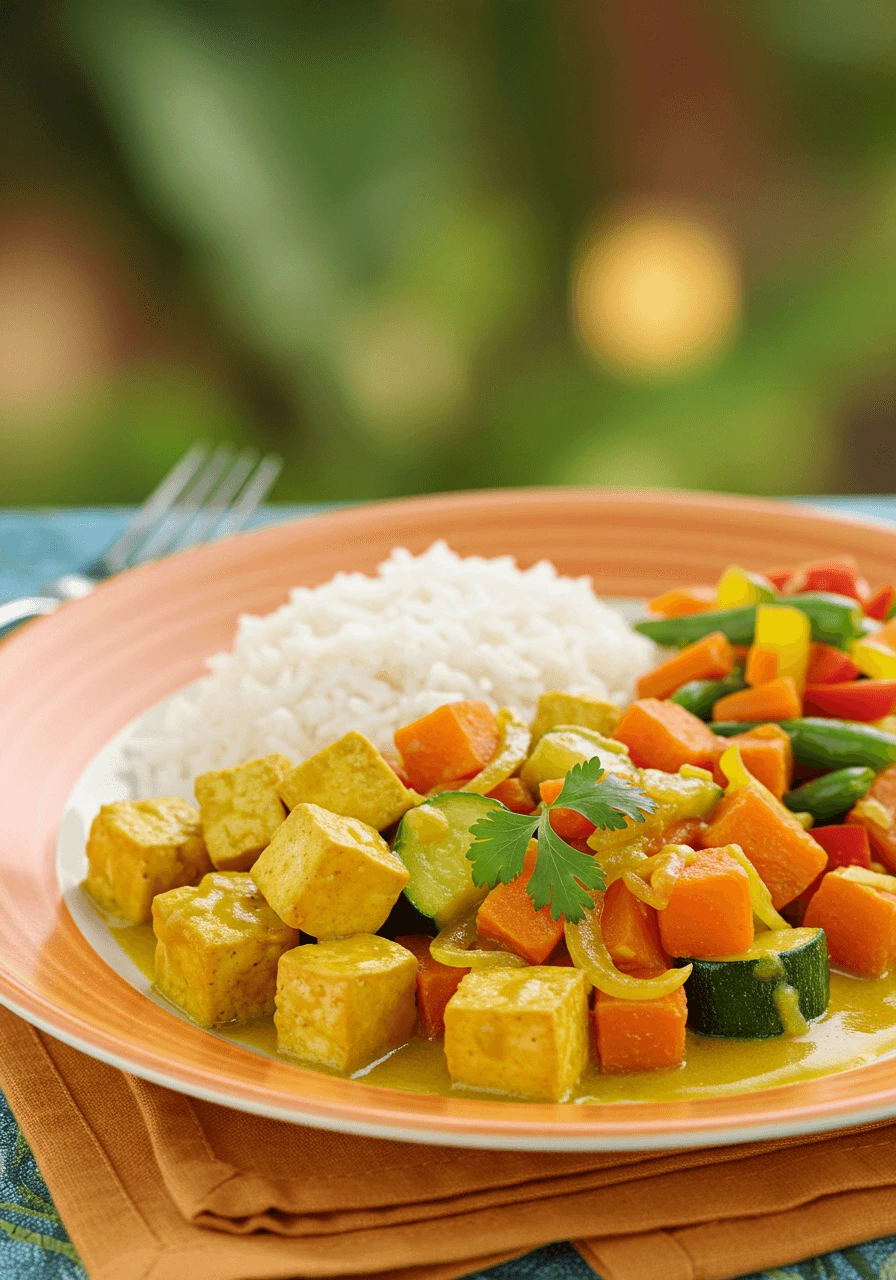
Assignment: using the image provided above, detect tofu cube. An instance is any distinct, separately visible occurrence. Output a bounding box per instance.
[195,754,292,872]
[275,934,417,1072]
[152,872,298,1027]
[444,967,590,1101]
[86,797,211,924]
[279,731,418,831]
[530,691,622,743]
[251,802,409,938]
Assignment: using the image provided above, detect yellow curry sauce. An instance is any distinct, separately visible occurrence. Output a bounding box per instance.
[111,920,896,1104]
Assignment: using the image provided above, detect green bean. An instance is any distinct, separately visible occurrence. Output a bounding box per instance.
[670,671,747,720]
[783,767,875,823]
[712,717,896,770]
[635,592,865,650]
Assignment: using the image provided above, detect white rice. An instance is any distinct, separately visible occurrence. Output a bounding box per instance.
[130,541,656,795]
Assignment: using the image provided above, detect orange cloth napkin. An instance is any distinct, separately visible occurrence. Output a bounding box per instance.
[5,1007,896,1280]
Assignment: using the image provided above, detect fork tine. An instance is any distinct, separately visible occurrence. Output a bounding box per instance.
[213,453,283,540]
[173,447,260,551]
[130,445,236,565]
[97,443,210,574]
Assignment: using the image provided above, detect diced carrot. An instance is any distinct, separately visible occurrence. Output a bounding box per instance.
[647,586,716,617]
[636,632,735,701]
[394,700,500,794]
[476,846,565,964]
[601,879,668,972]
[806,643,860,685]
[709,724,793,798]
[786,557,867,602]
[847,764,896,873]
[732,644,752,662]
[700,787,827,908]
[805,680,896,722]
[712,677,802,723]
[644,817,707,855]
[487,777,536,814]
[744,646,779,687]
[394,934,468,1039]
[539,778,596,840]
[804,873,896,977]
[866,585,896,623]
[593,982,688,1072]
[657,846,754,958]
[614,699,719,774]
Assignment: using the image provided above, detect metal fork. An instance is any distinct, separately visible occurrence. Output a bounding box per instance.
[0,443,283,635]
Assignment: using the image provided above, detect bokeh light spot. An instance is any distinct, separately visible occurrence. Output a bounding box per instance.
[573,209,742,377]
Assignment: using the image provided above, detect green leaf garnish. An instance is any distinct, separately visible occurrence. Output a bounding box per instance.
[467,755,656,924]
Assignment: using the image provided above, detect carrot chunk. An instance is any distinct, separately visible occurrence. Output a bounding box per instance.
[394,934,468,1039]
[486,777,536,814]
[601,879,668,972]
[847,764,896,872]
[712,676,802,723]
[594,982,687,1072]
[613,699,719,773]
[476,846,565,964]
[394,700,500,794]
[647,586,715,617]
[700,787,827,908]
[539,777,596,840]
[657,846,754,958]
[710,724,793,798]
[636,631,735,701]
[744,646,779,687]
[804,873,896,977]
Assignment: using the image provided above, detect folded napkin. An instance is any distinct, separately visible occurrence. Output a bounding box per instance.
[4,1006,896,1280]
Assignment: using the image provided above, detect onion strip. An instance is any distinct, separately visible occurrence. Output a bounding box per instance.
[430,907,527,970]
[565,906,691,1001]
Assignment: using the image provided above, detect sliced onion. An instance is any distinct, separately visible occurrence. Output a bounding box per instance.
[430,906,527,970]
[461,708,531,796]
[565,905,691,1001]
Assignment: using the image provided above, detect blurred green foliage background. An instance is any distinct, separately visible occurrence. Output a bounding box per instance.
[1,0,895,503]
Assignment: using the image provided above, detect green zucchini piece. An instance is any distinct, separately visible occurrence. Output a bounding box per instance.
[392,791,501,927]
[670,670,746,720]
[676,927,829,1039]
[519,725,638,792]
[783,767,875,823]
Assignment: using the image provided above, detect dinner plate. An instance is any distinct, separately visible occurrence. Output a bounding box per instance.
[6,486,896,1151]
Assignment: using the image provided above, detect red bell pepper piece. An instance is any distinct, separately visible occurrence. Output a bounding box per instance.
[866,585,896,623]
[766,568,795,591]
[782,823,872,925]
[785,558,868,602]
[804,680,896,721]
[806,643,861,685]
[810,823,872,871]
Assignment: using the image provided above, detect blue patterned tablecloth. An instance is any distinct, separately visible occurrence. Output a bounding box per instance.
[4,497,896,1280]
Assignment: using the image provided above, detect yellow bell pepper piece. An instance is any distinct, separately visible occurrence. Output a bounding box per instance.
[716,565,777,608]
[747,604,811,691]
[852,637,896,679]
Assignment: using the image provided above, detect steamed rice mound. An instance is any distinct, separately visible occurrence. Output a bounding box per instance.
[131,541,656,794]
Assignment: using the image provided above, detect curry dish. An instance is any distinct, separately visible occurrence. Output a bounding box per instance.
[83,554,896,1103]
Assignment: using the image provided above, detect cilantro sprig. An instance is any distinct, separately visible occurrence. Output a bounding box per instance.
[467,758,656,924]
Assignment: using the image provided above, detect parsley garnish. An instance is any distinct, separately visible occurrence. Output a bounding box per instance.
[467,758,656,924]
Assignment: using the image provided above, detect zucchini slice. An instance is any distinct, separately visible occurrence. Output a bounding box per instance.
[676,927,829,1039]
[392,791,502,927]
